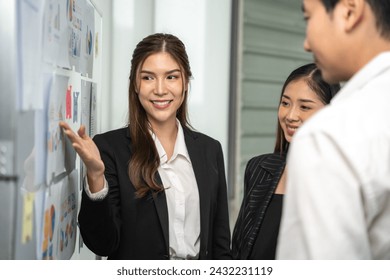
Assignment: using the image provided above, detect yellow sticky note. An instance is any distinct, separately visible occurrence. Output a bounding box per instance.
[22,192,35,244]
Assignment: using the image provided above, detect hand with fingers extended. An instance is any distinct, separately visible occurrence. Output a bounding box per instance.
[59,121,105,193]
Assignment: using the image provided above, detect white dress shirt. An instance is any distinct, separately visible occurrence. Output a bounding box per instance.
[277,52,390,259]
[152,121,200,260]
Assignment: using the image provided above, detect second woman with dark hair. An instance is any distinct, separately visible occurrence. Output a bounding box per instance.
[232,63,340,260]
[60,33,231,260]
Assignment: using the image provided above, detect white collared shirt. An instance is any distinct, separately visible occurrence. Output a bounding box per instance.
[152,121,200,260]
[277,52,390,259]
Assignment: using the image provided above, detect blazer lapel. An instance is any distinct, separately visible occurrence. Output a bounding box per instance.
[152,172,169,253]
[127,128,170,253]
[183,128,210,254]
[241,154,285,259]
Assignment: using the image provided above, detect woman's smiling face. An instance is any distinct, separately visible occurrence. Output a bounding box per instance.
[136,52,187,130]
[278,78,326,143]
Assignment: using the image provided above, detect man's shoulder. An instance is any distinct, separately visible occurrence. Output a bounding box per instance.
[296,105,338,136]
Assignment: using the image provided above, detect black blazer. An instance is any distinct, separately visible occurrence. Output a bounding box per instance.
[232,153,285,259]
[78,126,232,260]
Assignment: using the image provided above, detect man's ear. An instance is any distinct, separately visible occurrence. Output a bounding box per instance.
[341,0,365,32]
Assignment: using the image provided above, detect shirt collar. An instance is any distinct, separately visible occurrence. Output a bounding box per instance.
[152,119,191,164]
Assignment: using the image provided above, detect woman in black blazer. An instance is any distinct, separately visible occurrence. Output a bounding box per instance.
[60,33,231,260]
[232,63,340,259]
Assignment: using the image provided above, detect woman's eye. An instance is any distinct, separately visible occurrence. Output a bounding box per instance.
[167,75,178,80]
[281,101,289,106]
[142,76,153,80]
[301,106,311,111]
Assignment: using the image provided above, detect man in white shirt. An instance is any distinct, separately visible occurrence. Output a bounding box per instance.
[277,0,390,259]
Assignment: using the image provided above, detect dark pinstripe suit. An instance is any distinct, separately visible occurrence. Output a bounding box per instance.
[232,153,286,259]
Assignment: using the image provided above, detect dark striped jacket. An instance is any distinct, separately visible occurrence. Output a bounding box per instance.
[232,153,286,259]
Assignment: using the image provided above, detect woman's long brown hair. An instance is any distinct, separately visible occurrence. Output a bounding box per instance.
[128,33,193,198]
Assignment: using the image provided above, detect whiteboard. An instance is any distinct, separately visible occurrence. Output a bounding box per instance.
[0,0,103,260]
